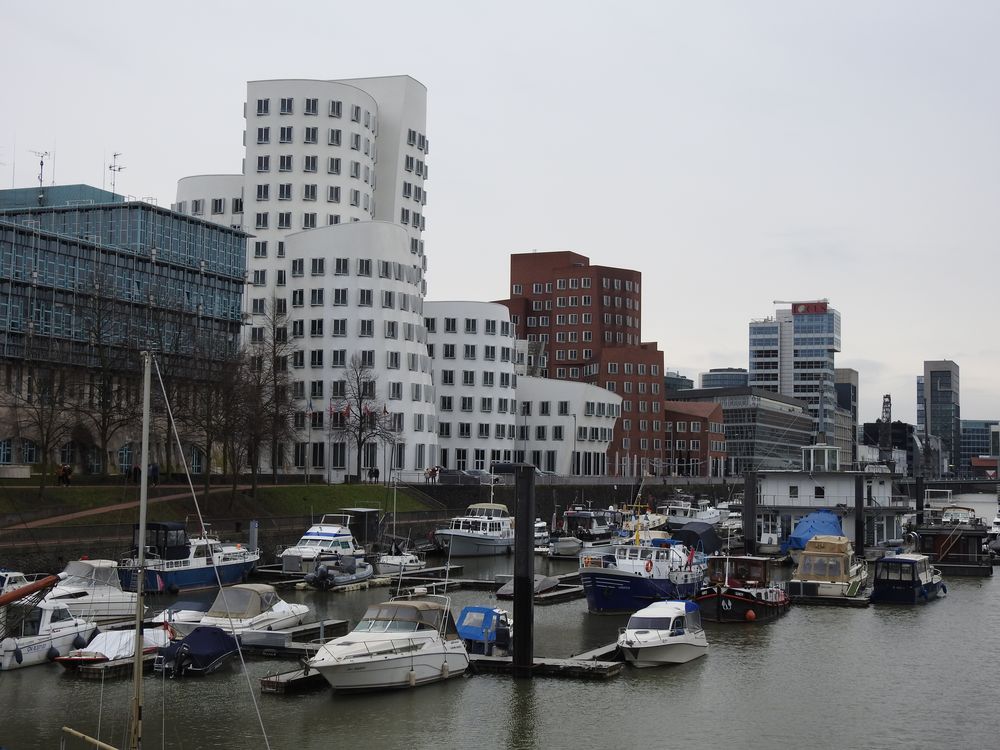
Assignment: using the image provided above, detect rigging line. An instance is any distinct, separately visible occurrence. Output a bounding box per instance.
[152,355,272,750]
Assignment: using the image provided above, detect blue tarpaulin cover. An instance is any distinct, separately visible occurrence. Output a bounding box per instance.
[787,510,844,551]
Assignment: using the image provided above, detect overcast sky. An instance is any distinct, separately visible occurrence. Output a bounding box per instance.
[4,1,998,426]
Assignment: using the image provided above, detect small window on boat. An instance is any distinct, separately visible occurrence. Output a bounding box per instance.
[194,546,208,559]
[825,559,842,577]
[627,616,672,630]
[50,606,73,623]
[460,611,485,629]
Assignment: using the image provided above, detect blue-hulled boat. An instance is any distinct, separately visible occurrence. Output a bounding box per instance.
[118,522,260,594]
[579,540,706,614]
[871,553,946,604]
[154,626,238,677]
[456,605,512,656]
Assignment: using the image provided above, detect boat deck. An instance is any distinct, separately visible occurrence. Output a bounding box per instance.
[789,591,872,607]
[239,618,350,657]
[76,653,158,680]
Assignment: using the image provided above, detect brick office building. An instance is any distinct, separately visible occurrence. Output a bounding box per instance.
[663,401,728,477]
[498,251,666,476]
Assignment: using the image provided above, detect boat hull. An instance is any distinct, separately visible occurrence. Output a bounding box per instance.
[312,645,469,692]
[694,587,790,623]
[871,579,946,604]
[620,640,708,667]
[580,568,701,614]
[57,597,142,624]
[433,531,513,557]
[0,624,96,671]
[119,559,257,594]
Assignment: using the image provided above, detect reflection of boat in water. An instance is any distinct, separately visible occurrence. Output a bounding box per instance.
[618,600,708,667]
[694,555,790,623]
[871,553,945,604]
[788,535,869,603]
[307,595,469,692]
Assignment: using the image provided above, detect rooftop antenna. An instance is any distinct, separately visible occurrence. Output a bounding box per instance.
[109,152,125,196]
[30,150,49,188]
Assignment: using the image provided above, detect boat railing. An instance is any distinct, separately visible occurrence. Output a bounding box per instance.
[328,637,427,662]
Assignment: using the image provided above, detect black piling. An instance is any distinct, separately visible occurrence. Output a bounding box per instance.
[915,476,925,526]
[494,462,536,678]
[854,475,865,555]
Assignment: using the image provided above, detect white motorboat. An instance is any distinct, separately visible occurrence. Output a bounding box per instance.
[0,599,96,671]
[376,549,426,575]
[534,518,549,547]
[547,506,623,558]
[433,503,514,557]
[154,583,309,637]
[45,559,142,624]
[56,626,171,670]
[280,514,367,574]
[307,595,469,691]
[661,500,722,531]
[617,600,708,667]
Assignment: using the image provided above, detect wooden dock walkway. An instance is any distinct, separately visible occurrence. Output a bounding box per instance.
[240,618,349,657]
[468,654,623,679]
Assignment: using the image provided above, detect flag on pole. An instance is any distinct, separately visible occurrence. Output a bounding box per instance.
[342,403,350,418]
[307,399,314,415]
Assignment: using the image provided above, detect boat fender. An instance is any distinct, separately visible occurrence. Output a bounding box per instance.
[72,633,88,649]
[408,669,417,687]
[46,646,60,661]
[745,610,757,622]
[441,663,449,680]
[941,583,948,596]
[13,647,23,665]
[644,559,653,574]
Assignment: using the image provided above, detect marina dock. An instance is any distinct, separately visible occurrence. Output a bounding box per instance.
[239,618,350,658]
[468,653,623,679]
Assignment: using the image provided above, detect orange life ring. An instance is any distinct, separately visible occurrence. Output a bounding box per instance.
[644,559,653,573]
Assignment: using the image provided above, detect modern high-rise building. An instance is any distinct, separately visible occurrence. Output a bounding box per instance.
[175,77,436,478]
[919,360,960,475]
[834,368,859,465]
[960,419,995,478]
[699,368,749,389]
[663,370,694,391]
[498,251,664,476]
[749,300,841,442]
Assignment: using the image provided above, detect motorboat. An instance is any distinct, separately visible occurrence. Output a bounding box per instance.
[280,514,367,574]
[547,506,623,558]
[694,555,790,623]
[118,522,260,594]
[939,505,978,525]
[620,505,670,536]
[456,605,512,656]
[871,553,946,604]
[304,556,375,591]
[376,545,427,575]
[155,626,239,677]
[534,518,549,547]
[661,500,722,531]
[153,584,309,637]
[55,626,171,670]
[788,535,869,603]
[1,599,96,671]
[579,541,706,614]
[306,595,469,691]
[44,559,142,624]
[617,600,708,667]
[784,509,845,561]
[433,503,514,557]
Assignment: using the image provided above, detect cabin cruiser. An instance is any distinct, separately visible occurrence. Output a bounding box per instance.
[787,535,868,603]
[56,626,171,670]
[153,584,309,637]
[617,601,708,667]
[306,595,469,691]
[580,541,706,614]
[44,559,141,624]
[119,522,260,594]
[939,505,978,525]
[547,506,622,558]
[871,553,946,604]
[534,518,550,547]
[456,606,512,656]
[662,500,721,531]
[376,542,427,575]
[280,514,367,574]
[1,599,96,671]
[694,555,790,623]
[433,503,514,557]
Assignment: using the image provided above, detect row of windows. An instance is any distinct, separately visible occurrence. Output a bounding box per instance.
[255,155,374,184]
[405,128,429,153]
[424,317,512,337]
[511,277,639,295]
[255,97,375,132]
[438,369,513,389]
[401,181,427,205]
[254,127,374,157]
[256,178,371,204]
[600,379,660,395]
[253,205,369,230]
[178,197,243,216]
[428,343,513,362]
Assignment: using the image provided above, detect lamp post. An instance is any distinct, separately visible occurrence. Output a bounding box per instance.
[571,413,577,477]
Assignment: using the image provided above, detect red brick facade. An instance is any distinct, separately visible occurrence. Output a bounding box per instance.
[663,401,728,477]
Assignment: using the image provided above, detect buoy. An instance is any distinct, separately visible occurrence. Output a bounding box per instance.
[408,669,417,687]
[745,609,757,622]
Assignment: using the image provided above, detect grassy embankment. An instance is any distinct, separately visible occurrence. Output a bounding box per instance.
[0,482,431,527]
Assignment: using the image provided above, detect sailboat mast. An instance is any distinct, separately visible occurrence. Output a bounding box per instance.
[128,351,153,750]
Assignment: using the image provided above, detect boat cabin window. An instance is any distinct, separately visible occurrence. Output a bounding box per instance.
[876,562,913,581]
[626,616,672,630]
[354,618,421,633]
[193,545,210,560]
[15,606,43,636]
[459,610,486,629]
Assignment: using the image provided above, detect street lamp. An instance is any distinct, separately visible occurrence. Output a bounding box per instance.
[571,413,577,477]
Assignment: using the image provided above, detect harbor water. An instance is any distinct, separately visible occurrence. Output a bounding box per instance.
[2,494,998,749]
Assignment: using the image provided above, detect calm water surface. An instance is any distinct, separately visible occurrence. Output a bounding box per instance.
[3,494,998,749]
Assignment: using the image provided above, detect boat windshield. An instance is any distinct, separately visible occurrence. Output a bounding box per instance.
[353,618,422,633]
[206,587,276,618]
[626,616,674,630]
[876,561,915,581]
[797,554,844,579]
[354,603,444,633]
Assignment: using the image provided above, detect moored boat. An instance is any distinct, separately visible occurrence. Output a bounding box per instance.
[433,503,514,557]
[280,514,367,574]
[580,541,706,614]
[547,506,622,558]
[788,535,869,604]
[662,499,721,531]
[0,599,96,671]
[45,559,143,624]
[55,626,171,671]
[456,605,512,656]
[304,556,375,591]
[306,595,469,691]
[870,553,946,604]
[155,626,239,677]
[617,600,708,667]
[694,555,790,623]
[154,583,309,636]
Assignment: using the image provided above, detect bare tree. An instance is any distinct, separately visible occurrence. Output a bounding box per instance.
[332,353,394,480]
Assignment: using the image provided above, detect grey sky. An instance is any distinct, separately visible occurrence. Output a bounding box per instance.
[3,1,998,425]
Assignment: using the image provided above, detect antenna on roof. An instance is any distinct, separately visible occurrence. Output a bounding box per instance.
[30,150,49,189]
[109,152,125,196]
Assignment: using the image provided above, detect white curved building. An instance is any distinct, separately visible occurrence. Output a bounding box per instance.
[424,301,518,471]
[174,174,245,232]
[285,221,436,477]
